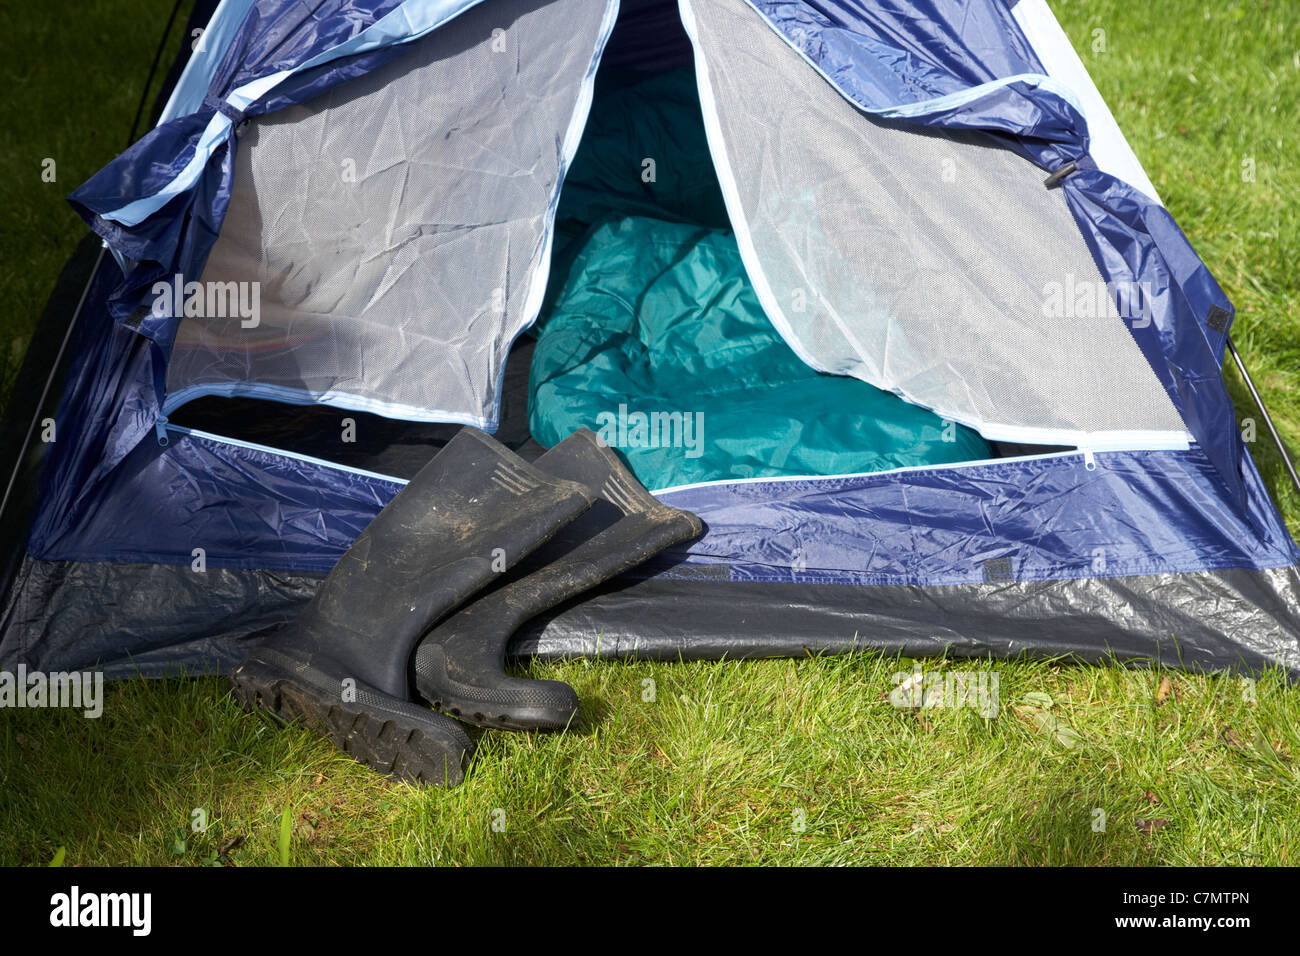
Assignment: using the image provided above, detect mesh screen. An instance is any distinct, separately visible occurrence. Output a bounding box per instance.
[686,0,1187,443]
[165,0,610,425]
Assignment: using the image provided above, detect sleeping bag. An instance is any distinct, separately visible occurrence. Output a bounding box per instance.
[529,215,992,489]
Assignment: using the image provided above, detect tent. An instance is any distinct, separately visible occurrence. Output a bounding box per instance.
[2,0,1298,679]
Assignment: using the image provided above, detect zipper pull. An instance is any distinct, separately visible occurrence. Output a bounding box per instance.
[1082,449,1097,472]
[155,415,171,447]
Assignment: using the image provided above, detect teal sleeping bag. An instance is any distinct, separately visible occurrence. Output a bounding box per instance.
[555,68,731,235]
[529,216,991,490]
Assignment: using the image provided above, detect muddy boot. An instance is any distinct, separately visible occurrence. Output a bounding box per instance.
[414,429,702,731]
[229,427,595,785]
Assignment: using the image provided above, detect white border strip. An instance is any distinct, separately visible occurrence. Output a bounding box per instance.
[165,423,409,485]
[157,0,258,125]
[652,447,1089,496]
[735,0,1084,121]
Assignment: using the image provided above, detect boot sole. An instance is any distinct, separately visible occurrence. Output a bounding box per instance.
[417,645,578,732]
[229,649,473,787]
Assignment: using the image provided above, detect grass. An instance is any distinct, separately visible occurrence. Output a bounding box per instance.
[3,655,1297,866]
[0,0,197,415]
[1,0,1298,866]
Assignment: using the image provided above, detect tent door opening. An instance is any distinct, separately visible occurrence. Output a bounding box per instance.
[170,0,1101,490]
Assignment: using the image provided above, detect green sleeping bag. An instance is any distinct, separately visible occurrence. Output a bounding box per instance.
[528,216,991,490]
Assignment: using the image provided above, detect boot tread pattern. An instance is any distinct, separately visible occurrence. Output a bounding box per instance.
[229,659,469,787]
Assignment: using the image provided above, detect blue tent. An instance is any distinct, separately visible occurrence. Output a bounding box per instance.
[2,0,1297,677]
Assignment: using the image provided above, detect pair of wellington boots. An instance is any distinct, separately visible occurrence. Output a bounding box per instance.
[228,427,702,786]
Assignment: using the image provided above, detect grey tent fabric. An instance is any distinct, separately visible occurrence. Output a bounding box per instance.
[682,0,1189,449]
[165,0,615,426]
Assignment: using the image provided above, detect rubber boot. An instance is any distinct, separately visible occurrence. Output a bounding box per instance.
[414,428,703,731]
[229,427,595,785]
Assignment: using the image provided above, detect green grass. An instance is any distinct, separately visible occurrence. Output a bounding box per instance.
[0,0,196,415]
[1,655,1297,865]
[1,0,1298,866]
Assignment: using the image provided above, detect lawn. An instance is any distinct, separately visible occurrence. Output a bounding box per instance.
[0,0,1297,866]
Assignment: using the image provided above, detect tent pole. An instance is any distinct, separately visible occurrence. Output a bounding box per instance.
[1226,334,1300,499]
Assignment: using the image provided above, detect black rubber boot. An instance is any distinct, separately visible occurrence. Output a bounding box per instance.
[414,428,703,731]
[229,427,596,785]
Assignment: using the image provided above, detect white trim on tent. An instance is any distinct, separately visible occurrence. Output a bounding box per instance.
[162,419,1121,505]
[157,0,258,125]
[164,423,409,486]
[1010,0,1163,204]
[651,447,1091,497]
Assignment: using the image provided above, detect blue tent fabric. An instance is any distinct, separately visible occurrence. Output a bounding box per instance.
[654,447,1296,587]
[27,407,1297,591]
[746,0,1085,167]
[34,427,401,573]
[10,0,1292,679]
[22,251,1294,591]
[25,261,159,555]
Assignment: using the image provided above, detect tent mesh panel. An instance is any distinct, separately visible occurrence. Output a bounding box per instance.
[688,0,1187,442]
[165,0,608,424]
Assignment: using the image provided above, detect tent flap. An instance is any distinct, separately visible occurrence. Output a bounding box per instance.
[164,0,618,427]
[690,0,1247,506]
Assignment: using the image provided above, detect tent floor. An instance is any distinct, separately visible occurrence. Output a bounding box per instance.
[3,552,1296,679]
